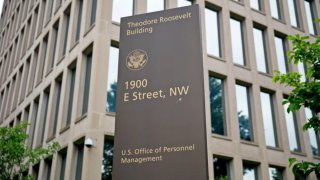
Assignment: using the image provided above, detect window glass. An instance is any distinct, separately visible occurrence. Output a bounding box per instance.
[306,108,319,156]
[236,85,253,141]
[213,157,230,180]
[102,139,114,180]
[209,76,226,135]
[269,167,283,180]
[250,0,261,10]
[284,103,300,151]
[230,18,245,65]
[147,0,165,12]
[177,0,192,7]
[243,163,258,180]
[106,46,119,113]
[112,0,133,23]
[205,8,220,57]
[253,28,268,73]
[297,62,306,82]
[270,0,281,19]
[288,0,299,27]
[82,53,92,115]
[304,0,316,35]
[274,36,288,74]
[260,92,278,147]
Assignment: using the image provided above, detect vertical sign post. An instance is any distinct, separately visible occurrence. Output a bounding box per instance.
[113,5,208,180]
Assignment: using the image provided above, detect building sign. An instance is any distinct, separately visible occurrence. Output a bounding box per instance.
[113,5,208,179]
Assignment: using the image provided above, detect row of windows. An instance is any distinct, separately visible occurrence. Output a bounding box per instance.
[204,6,314,75]
[0,0,97,87]
[0,43,93,148]
[20,136,314,180]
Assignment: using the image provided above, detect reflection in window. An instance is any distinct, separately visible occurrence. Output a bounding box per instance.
[147,0,165,13]
[304,0,316,35]
[236,85,253,141]
[274,36,288,74]
[112,0,133,23]
[230,18,245,65]
[260,92,278,147]
[209,76,226,135]
[243,163,258,180]
[269,166,283,180]
[270,0,281,19]
[305,108,319,156]
[205,8,220,57]
[250,0,261,10]
[288,0,299,27]
[253,28,268,73]
[213,157,230,180]
[177,0,192,7]
[284,103,300,152]
[102,139,114,180]
[106,46,119,113]
[297,62,306,82]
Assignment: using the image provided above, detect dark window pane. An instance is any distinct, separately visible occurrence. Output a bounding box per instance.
[213,157,230,180]
[243,163,258,180]
[209,76,225,135]
[106,46,119,113]
[102,139,114,180]
[269,167,283,180]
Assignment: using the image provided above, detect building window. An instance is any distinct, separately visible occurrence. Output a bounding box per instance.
[13,67,22,108]
[45,0,54,24]
[28,97,39,148]
[243,162,259,180]
[270,0,281,19]
[177,0,192,7]
[28,46,39,93]
[284,103,301,152]
[89,0,97,26]
[48,74,63,138]
[81,52,92,115]
[268,166,284,180]
[297,62,307,82]
[147,0,165,13]
[74,142,84,180]
[230,18,245,66]
[36,34,49,84]
[274,36,288,74]
[253,27,268,73]
[106,46,119,113]
[260,91,278,147]
[205,7,221,57]
[37,86,50,146]
[74,0,83,42]
[57,148,68,180]
[43,159,52,180]
[112,0,134,23]
[288,0,300,27]
[32,164,39,180]
[304,0,317,35]
[250,0,261,11]
[63,61,77,128]
[60,5,71,59]
[47,20,59,73]
[209,75,226,135]
[37,0,46,35]
[305,108,319,156]
[102,138,114,180]
[19,58,30,103]
[236,84,253,141]
[29,7,38,47]
[213,156,231,180]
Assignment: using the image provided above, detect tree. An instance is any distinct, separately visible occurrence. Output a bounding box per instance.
[272,27,320,177]
[0,122,60,180]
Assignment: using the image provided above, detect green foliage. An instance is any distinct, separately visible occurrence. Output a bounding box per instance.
[272,24,320,177]
[0,122,60,180]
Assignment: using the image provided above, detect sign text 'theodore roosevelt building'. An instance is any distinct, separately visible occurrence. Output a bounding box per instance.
[113,5,208,180]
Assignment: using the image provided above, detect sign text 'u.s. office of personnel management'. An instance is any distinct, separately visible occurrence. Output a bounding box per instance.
[112,5,208,180]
